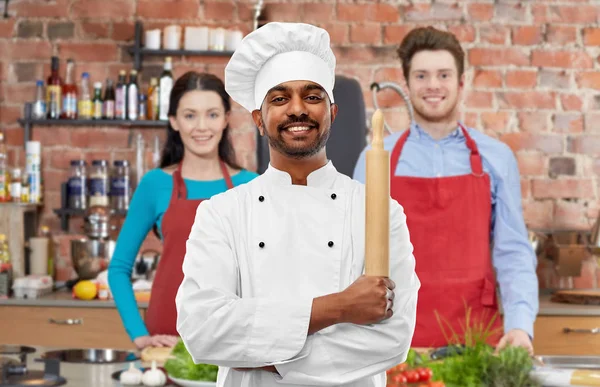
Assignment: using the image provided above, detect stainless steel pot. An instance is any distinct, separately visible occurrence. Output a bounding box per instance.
[41,348,139,364]
[84,205,117,239]
[70,238,115,280]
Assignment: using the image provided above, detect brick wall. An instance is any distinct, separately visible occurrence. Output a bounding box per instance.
[0,0,599,288]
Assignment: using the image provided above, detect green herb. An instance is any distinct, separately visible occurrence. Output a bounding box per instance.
[482,345,540,387]
[407,305,541,387]
[427,342,492,387]
[164,340,219,382]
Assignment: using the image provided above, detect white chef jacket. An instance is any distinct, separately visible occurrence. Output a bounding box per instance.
[175,161,420,387]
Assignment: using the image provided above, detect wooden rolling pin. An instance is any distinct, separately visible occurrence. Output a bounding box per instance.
[365,109,390,277]
[531,368,600,386]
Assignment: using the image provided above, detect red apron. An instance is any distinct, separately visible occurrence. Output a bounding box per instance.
[390,124,503,348]
[145,161,234,336]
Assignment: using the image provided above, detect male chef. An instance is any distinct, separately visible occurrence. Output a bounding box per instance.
[353,26,538,354]
[175,22,420,387]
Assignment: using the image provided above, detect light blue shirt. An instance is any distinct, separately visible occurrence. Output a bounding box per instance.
[352,122,539,339]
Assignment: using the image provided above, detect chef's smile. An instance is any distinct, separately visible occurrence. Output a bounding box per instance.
[252,80,338,160]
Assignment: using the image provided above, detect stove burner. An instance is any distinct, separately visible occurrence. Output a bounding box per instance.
[0,347,35,356]
[0,347,35,365]
[0,350,66,387]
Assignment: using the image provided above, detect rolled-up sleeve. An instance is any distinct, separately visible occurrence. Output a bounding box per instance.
[175,198,314,368]
[491,151,539,338]
[273,200,420,385]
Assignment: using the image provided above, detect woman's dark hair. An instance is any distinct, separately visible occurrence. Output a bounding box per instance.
[159,71,241,170]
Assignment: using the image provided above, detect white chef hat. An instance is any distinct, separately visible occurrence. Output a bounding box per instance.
[224,22,336,113]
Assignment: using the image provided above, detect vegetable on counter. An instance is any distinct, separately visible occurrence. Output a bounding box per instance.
[386,307,540,387]
[163,339,218,382]
[142,360,167,387]
[120,363,143,385]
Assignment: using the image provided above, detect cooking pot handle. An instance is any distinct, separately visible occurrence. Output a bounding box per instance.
[49,318,83,325]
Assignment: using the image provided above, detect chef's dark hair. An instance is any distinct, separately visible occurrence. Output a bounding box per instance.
[160,71,241,170]
[396,26,465,83]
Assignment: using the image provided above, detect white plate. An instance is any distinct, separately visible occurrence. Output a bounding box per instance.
[168,376,217,387]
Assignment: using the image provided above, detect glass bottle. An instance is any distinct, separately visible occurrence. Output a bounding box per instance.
[127,70,139,121]
[61,59,78,119]
[46,57,63,120]
[103,79,116,119]
[78,73,92,120]
[147,77,159,120]
[115,70,127,120]
[92,82,103,120]
[32,80,47,119]
[159,57,173,121]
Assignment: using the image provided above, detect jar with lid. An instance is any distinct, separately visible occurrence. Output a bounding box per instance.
[10,168,22,202]
[67,160,87,210]
[88,160,109,207]
[110,160,131,211]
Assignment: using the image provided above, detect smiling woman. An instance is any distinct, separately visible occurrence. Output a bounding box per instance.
[108,71,259,351]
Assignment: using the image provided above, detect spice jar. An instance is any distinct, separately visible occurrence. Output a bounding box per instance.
[10,168,22,203]
[88,160,109,207]
[110,160,131,211]
[67,160,87,210]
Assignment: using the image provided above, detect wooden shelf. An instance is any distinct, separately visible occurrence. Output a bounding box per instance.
[0,202,42,209]
[18,118,167,128]
[127,21,235,69]
[53,208,127,217]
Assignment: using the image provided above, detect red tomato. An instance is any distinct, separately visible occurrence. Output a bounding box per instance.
[402,370,420,383]
[416,367,433,381]
[395,363,408,372]
[392,374,407,383]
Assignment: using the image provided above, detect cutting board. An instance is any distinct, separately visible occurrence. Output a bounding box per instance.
[551,290,600,305]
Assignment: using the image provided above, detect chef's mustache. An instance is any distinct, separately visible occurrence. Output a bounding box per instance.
[277,115,320,132]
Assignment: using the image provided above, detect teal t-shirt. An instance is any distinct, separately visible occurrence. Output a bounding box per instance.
[107,168,258,341]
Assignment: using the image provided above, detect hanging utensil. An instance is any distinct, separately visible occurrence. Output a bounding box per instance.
[152,135,161,169]
[135,133,145,187]
[253,0,264,31]
[370,81,414,134]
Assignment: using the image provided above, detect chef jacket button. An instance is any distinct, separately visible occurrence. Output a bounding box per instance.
[328,241,334,247]
[331,193,336,200]
[259,242,265,248]
[259,196,264,202]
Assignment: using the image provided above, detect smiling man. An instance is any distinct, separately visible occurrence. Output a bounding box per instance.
[353,26,539,354]
[175,22,420,387]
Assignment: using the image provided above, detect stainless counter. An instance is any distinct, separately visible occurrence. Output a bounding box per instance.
[8,346,183,387]
[538,293,600,316]
[1,291,599,316]
[0,289,149,309]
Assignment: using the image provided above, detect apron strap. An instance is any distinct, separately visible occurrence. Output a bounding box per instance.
[219,160,235,189]
[173,163,187,200]
[389,129,411,177]
[458,123,484,176]
[173,160,234,200]
[389,124,484,177]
